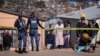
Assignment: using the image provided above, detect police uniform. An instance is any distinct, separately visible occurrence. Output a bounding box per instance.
[27,17,43,51]
[14,18,27,53]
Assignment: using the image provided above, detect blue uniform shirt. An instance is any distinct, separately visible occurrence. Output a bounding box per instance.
[14,18,26,32]
[27,17,44,29]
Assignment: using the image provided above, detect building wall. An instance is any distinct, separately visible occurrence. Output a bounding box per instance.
[0,12,19,27]
[67,19,79,48]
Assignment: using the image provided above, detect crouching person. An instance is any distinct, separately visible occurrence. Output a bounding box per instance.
[46,30,55,49]
[75,33,91,52]
[14,15,28,54]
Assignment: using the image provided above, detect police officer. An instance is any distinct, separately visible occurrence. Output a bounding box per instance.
[14,15,28,53]
[26,12,44,52]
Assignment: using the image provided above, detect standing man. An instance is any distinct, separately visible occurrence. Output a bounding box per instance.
[14,15,28,53]
[26,12,44,52]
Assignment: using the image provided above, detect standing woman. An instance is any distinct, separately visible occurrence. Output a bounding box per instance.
[63,20,71,48]
[55,20,64,49]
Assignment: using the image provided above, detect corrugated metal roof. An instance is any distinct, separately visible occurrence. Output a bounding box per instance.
[57,5,100,20]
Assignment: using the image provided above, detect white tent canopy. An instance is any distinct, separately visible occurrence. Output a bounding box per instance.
[57,6,100,20]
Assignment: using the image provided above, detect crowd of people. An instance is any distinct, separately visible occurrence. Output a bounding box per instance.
[0,12,99,54]
[46,17,99,53]
[13,12,72,54]
[75,17,99,53]
[0,0,100,54]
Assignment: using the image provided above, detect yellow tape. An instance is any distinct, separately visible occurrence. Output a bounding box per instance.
[0,26,100,30]
[46,28,100,30]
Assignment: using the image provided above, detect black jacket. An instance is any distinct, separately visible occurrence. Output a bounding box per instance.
[2,33,12,47]
[91,23,99,37]
[76,22,92,46]
[46,34,55,44]
[76,22,86,37]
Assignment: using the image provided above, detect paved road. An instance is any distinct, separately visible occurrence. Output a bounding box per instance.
[0,45,100,56]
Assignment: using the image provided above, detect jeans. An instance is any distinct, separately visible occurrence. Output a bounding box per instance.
[30,29,39,49]
[75,46,89,52]
[18,31,27,49]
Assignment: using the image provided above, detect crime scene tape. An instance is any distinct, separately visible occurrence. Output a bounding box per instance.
[0,26,100,30]
[45,28,100,30]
